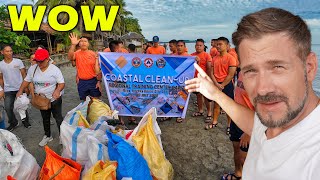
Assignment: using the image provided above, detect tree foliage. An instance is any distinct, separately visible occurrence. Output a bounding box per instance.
[123,17,142,34]
[0,5,31,58]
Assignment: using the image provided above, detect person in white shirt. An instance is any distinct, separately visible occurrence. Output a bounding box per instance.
[0,44,31,131]
[17,49,65,147]
[185,8,320,180]
[0,86,3,99]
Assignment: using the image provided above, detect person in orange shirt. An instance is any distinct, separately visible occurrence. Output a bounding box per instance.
[118,40,129,53]
[68,33,101,100]
[176,40,189,56]
[103,40,123,53]
[169,39,177,55]
[191,39,213,123]
[210,38,220,58]
[207,37,237,132]
[146,36,166,55]
[222,72,252,180]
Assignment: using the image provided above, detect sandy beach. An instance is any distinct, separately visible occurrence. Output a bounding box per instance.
[8,65,234,180]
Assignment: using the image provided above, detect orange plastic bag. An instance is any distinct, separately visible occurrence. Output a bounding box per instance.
[82,161,117,180]
[39,146,82,180]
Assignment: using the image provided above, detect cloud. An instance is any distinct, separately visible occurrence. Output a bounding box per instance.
[306,19,320,27]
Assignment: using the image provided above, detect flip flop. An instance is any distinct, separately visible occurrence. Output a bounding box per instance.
[176,117,184,123]
[192,112,204,117]
[160,117,171,122]
[221,172,242,180]
[205,122,218,130]
[204,116,212,123]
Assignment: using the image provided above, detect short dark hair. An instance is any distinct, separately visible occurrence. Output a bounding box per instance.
[1,44,11,50]
[217,37,229,44]
[177,40,186,46]
[169,39,177,44]
[232,7,311,60]
[118,40,124,44]
[196,38,205,44]
[128,44,136,52]
[109,40,119,52]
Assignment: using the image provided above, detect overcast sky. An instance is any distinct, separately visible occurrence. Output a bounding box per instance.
[1,0,320,44]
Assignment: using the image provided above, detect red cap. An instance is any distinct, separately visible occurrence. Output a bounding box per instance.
[34,49,49,61]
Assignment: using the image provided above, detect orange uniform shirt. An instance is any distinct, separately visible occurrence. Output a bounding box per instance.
[228,48,239,66]
[103,48,128,53]
[172,52,190,56]
[146,46,166,55]
[212,53,237,82]
[74,50,97,80]
[210,47,220,58]
[191,51,212,76]
[234,72,254,110]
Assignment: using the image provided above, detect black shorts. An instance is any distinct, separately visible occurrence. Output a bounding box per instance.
[229,120,249,152]
[78,78,102,100]
[219,81,234,99]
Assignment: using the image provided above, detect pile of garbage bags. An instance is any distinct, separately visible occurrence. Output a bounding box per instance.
[1,96,174,180]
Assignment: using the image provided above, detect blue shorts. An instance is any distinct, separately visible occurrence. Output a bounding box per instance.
[219,81,234,99]
[229,120,249,152]
[78,78,101,100]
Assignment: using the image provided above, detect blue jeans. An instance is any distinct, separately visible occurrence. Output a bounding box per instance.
[4,91,29,125]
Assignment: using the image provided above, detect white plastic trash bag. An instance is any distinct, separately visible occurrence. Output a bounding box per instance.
[64,96,90,124]
[60,121,106,166]
[0,129,40,180]
[82,136,109,175]
[14,93,30,119]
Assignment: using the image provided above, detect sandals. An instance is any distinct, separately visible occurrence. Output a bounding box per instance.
[221,172,241,180]
[176,118,184,123]
[192,112,204,117]
[205,122,218,130]
[226,127,230,135]
[160,117,171,122]
[204,116,212,123]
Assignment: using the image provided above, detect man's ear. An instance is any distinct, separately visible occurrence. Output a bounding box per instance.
[305,52,318,82]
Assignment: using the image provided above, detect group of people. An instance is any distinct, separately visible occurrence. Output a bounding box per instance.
[1,7,320,179]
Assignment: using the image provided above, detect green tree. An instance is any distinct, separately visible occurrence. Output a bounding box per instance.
[123,17,142,34]
[0,5,31,58]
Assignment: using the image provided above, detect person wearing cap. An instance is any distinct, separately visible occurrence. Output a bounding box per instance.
[0,44,31,131]
[146,36,166,55]
[17,49,65,146]
[68,33,102,100]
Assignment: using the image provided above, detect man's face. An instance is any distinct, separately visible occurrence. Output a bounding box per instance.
[79,38,89,50]
[211,40,215,47]
[216,40,228,53]
[239,33,308,128]
[119,43,124,48]
[195,41,204,53]
[153,42,159,47]
[36,59,49,69]
[1,46,13,59]
[177,42,185,54]
[169,43,177,53]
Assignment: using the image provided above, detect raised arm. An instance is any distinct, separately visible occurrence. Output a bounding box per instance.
[68,33,80,61]
[185,63,255,135]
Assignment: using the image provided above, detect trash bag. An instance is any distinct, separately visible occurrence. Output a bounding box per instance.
[13,93,30,119]
[0,102,6,129]
[128,107,164,151]
[64,96,90,125]
[132,111,174,180]
[39,146,82,180]
[0,129,40,180]
[107,131,152,180]
[60,121,95,165]
[88,99,119,124]
[82,161,117,180]
[83,136,109,174]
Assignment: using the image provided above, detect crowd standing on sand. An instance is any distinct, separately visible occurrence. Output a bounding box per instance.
[0,7,319,180]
